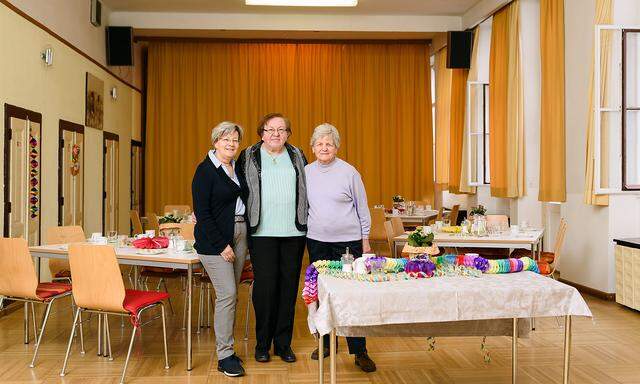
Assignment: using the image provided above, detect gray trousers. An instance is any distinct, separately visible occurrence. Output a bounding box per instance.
[198,221,248,360]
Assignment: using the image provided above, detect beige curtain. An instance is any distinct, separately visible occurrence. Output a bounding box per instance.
[539,0,566,202]
[448,68,469,194]
[145,42,434,213]
[489,0,524,198]
[435,48,452,188]
[459,27,480,194]
[584,0,613,205]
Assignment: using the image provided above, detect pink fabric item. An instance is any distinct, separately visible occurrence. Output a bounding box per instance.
[132,236,169,249]
[36,282,72,300]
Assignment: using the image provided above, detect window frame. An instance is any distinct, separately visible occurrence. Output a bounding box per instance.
[622,28,640,191]
[466,80,490,187]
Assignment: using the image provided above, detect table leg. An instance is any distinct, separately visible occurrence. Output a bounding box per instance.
[512,318,518,384]
[318,333,324,384]
[330,329,337,384]
[563,315,572,384]
[187,264,193,371]
[531,244,536,261]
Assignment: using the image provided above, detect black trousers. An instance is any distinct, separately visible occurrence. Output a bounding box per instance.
[251,236,306,352]
[306,237,367,355]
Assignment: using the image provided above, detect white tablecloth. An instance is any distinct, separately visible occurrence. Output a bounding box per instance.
[310,272,591,337]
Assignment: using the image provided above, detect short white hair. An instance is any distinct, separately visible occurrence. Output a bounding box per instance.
[211,121,243,144]
[310,123,340,149]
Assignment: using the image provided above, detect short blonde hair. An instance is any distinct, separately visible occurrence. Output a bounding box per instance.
[211,121,243,144]
[310,123,340,149]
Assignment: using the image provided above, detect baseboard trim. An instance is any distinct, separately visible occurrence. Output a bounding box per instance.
[558,278,616,301]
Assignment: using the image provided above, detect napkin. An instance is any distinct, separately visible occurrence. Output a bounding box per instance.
[132,236,169,249]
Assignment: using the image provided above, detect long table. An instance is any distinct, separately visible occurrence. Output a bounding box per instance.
[385,210,439,226]
[392,229,544,259]
[28,244,202,371]
[309,271,592,384]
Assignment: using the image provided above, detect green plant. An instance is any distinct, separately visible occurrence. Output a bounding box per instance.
[407,227,434,247]
[392,195,405,203]
[470,205,487,216]
[159,213,182,224]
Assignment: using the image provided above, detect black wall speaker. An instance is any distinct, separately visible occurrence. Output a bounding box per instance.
[106,26,133,66]
[446,31,473,69]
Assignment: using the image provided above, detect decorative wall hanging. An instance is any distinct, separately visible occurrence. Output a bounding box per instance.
[28,128,39,219]
[70,143,81,176]
[85,72,104,130]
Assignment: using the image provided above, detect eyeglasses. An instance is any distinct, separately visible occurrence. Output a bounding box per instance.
[263,128,288,136]
[219,138,240,145]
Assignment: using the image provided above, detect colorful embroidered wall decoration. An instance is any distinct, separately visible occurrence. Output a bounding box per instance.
[28,129,39,219]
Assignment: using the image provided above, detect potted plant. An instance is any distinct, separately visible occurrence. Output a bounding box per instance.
[402,227,439,258]
[469,205,487,220]
[158,213,183,224]
[392,195,406,213]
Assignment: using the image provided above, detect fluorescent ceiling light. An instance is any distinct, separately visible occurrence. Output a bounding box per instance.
[246,0,357,6]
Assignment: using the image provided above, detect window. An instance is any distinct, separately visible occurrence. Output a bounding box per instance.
[594,25,640,193]
[467,81,490,186]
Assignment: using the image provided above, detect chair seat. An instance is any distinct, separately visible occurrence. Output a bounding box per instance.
[240,260,254,282]
[123,289,170,315]
[537,261,552,275]
[54,270,71,278]
[36,282,72,300]
[140,267,181,278]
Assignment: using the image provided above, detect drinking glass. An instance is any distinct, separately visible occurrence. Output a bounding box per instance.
[108,230,118,244]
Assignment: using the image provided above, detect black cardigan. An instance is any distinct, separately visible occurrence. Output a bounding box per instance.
[191,155,248,255]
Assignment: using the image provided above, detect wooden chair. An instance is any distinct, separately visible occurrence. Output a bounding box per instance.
[428,207,445,225]
[390,217,406,237]
[146,212,160,234]
[486,215,509,230]
[369,208,390,256]
[129,210,144,236]
[45,226,86,281]
[384,221,396,257]
[162,205,191,216]
[0,238,73,368]
[512,219,567,278]
[61,244,169,383]
[445,204,460,226]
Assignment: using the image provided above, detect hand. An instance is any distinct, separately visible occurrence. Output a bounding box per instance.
[221,245,235,262]
[362,238,372,254]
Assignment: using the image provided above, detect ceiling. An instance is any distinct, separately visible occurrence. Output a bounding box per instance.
[103,0,482,16]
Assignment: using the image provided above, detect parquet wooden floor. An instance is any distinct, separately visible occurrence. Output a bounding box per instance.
[1,275,639,384]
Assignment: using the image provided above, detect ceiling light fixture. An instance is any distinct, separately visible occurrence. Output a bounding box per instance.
[246,0,357,6]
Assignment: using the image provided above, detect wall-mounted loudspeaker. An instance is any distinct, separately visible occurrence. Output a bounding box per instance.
[90,0,102,27]
[106,26,134,66]
[446,31,473,69]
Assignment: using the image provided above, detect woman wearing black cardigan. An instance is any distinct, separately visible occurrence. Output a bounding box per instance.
[192,122,248,378]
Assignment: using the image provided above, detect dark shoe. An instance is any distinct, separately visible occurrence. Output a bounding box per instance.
[218,354,245,377]
[254,349,270,362]
[275,346,297,363]
[310,347,330,360]
[354,352,376,373]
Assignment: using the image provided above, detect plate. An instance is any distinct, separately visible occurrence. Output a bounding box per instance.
[135,248,167,255]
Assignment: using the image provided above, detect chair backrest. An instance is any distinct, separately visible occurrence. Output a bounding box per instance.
[390,217,405,237]
[384,220,396,255]
[146,212,160,232]
[549,219,568,275]
[129,210,144,235]
[45,225,85,244]
[163,205,191,215]
[369,208,387,242]
[45,226,86,277]
[486,215,509,228]
[68,244,126,313]
[448,205,460,225]
[436,207,444,221]
[0,238,39,299]
[178,223,195,240]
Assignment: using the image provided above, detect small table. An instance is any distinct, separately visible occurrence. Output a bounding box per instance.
[392,229,544,259]
[309,272,591,384]
[29,244,202,371]
[385,210,439,226]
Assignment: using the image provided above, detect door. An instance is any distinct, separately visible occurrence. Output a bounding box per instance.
[3,104,42,245]
[131,140,143,213]
[58,120,85,227]
[103,132,119,234]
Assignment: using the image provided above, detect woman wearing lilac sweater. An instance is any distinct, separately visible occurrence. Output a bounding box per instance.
[305,123,376,373]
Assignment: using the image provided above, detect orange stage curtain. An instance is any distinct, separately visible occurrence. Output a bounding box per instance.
[145,42,434,213]
[448,68,469,194]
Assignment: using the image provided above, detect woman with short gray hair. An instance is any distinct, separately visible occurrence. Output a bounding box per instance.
[192,121,248,377]
[305,123,376,372]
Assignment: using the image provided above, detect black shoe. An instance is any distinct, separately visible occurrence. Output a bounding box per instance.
[275,346,297,363]
[354,352,376,373]
[254,349,270,362]
[310,347,330,360]
[217,354,245,377]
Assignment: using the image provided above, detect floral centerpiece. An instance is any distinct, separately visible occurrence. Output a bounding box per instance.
[392,194,406,212]
[402,227,439,257]
[469,204,487,219]
[158,213,183,224]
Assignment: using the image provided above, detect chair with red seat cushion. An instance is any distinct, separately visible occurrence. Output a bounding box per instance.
[0,238,74,368]
[61,244,170,384]
[240,259,254,341]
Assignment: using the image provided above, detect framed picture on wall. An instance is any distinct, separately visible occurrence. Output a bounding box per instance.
[85,72,104,130]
